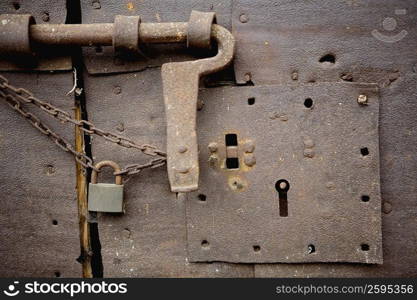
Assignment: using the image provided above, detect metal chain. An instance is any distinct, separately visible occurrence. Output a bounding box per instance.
[0,75,166,176]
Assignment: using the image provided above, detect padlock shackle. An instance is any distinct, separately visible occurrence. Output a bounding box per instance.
[91,160,122,185]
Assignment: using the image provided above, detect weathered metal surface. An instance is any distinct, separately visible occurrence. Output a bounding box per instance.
[163,24,235,192]
[80,0,232,74]
[232,0,417,85]
[187,83,382,263]
[88,160,124,213]
[0,72,80,277]
[85,68,253,277]
[0,0,71,71]
[255,73,417,277]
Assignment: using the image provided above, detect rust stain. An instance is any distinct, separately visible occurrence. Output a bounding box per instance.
[127,2,134,11]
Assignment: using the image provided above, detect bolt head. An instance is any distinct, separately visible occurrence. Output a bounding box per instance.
[357,94,368,105]
[177,166,190,174]
[382,201,392,214]
[303,138,315,148]
[208,142,218,153]
[208,154,218,167]
[239,13,249,23]
[244,72,252,82]
[279,114,288,122]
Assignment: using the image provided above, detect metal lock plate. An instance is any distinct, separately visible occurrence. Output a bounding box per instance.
[88,183,124,213]
[186,82,382,264]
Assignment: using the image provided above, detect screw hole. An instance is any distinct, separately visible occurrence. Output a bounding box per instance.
[201,240,210,249]
[198,194,206,202]
[12,2,20,10]
[319,53,336,64]
[361,244,370,251]
[253,245,261,252]
[308,244,316,254]
[304,98,313,108]
[248,97,255,105]
[52,219,58,226]
[360,147,369,156]
[275,179,290,217]
[361,195,370,202]
[54,271,61,277]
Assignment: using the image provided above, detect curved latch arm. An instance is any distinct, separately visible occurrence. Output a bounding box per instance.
[162,24,235,192]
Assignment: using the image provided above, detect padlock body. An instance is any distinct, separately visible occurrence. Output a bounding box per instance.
[88,183,124,213]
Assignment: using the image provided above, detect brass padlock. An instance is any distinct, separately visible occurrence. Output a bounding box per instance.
[88,161,124,213]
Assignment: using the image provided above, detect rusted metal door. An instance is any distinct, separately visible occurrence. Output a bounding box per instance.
[0,0,416,278]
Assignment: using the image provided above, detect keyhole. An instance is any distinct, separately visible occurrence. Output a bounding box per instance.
[275,179,290,217]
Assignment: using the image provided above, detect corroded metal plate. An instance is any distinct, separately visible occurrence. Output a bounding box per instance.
[186,82,382,263]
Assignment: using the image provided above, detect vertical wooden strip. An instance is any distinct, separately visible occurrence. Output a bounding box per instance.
[74,100,93,278]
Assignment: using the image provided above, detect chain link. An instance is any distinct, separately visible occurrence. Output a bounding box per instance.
[0,75,166,176]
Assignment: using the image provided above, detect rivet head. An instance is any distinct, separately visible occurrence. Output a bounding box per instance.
[303,138,315,148]
[208,154,218,167]
[178,145,188,153]
[279,114,288,122]
[239,13,249,23]
[244,154,256,166]
[45,164,56,175]
[208,142,218,153]
[197,99,204,111]
[116,122,124,132]
[357,94,368,105]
